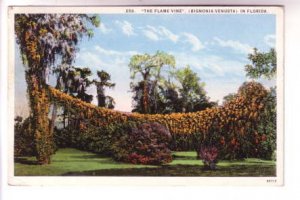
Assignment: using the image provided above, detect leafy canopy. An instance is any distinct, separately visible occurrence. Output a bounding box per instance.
[245,48,276,80]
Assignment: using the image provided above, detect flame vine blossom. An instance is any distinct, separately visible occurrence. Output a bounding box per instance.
[48,81,269,160]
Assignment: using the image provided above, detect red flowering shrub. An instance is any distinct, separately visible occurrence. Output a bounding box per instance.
[112,122,173,165]
[198,147,218,170]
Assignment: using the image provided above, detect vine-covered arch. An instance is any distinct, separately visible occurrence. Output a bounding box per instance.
[47,81,268,147]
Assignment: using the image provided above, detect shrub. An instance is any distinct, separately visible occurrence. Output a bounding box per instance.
[112,122,173,165]
[255,87,276,160]
[54,124,116,156]
[170,133,198,151]
[198,146,218,170]
[14,116,36,157]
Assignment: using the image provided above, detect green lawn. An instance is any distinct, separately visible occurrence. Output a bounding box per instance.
[15,148,276,176]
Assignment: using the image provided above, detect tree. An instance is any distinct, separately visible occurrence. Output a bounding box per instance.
[94,70,116,109]
[54,65,94,129]
[55,65,93,102]
[73,67,94,103]
[15,14,99,164]
[173,66,214,112]
[244,48,277,159]
[156,80,181,113]
[129,51,175,113]
[131,80,156,113]
[257,86,276,159]
[245,48,276,79]
[222,93,237,105]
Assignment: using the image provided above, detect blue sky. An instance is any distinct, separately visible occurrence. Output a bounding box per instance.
[15,14,276,115]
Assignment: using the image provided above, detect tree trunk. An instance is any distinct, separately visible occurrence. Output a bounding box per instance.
[49,103,57,138]
[97,84,106,107]
[143,80,149,113]
[153,80,158,114]
[26,72,53,164]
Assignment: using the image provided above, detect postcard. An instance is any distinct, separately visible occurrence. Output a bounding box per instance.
[8,6,284,186]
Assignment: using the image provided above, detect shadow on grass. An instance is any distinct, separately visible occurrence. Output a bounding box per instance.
[62,164,276,177]
[172,155,198,160]
[14,157,38,165]
[70,154,111,159]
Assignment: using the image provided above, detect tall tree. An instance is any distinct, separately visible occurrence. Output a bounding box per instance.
[173,66,213,112]
[53,65,94,129]
[15,14,99,164]
[94,70,116,109]
[129,51,175,114]
[73,67,94,103]
[131,80,155,113]
[244,48,277,159]
[245,48,276,79]
[156,79,181,113]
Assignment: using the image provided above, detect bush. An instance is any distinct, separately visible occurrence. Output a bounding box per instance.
[54,124,116,156]
[198,146,218,170]
[170,133,198,151]
[255,87,276,160]
[14,116,36,157]
[112,122,173,165]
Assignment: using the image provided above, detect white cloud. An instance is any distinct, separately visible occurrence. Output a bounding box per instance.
[143,29,160,41]
[170,51,248,104]
[205,81,243,104]
[76,46,141,111]
[213,37,253,54]
[115,20,136,36]
[98,23,112,34]
[172,52,245,78]
[142,26,205,52]
[143,25,179,42]
[264,34,276,47]
[77,51,112,73]
[182,33,204,52]
[159,26,179,43]
[94,45,138,57]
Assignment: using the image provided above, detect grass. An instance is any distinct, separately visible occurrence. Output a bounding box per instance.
[15,148,276,176]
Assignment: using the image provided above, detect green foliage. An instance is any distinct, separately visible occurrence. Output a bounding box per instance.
[173,65,216,112]
[94,70,116,108]
[55,65,94,103]
[129,51,176,113]
[14,117,36,156]
[54,124,117,155]
[244,47,277,160]
[129,54,215,114]
[245,48,276,80]
[222,93,237,105]
[256,87,276,159]
[130,80,157,113]
[156,81,182,113]
[170,134,199,151]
